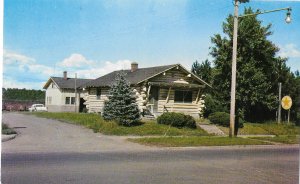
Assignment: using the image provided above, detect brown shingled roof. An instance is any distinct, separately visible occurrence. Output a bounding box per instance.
[83,64,177,88]
[43,77,93,89]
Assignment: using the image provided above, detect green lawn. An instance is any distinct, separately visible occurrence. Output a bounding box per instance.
[32,112,208,136]
[128,136,270,147]
[217,123,300,136]
[251,135,300,144]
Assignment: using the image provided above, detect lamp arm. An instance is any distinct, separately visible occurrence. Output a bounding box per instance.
[238,7,291,18]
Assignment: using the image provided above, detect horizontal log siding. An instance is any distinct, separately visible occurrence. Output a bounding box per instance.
[85,88,109,113]
[157,88,202,115]
[134,87,146,112]
[85,87,144,113]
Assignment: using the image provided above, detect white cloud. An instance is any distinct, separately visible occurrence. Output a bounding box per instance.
[75,60,132,79]
[3,77,45,90]
[58,53,95,68]
[55,54,132,79]
[4,50,55,77]
[278,44,300,58]
[3,50,134,89]
[27,64,55,76]
[3,50,35,65]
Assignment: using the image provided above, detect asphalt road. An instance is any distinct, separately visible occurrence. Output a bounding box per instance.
[2,112,299,184]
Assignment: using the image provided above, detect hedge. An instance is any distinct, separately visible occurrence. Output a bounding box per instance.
[157,112,196,129]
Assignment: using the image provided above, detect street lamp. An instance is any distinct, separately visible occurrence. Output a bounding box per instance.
[285,8,292,23]
[229,0,292,137]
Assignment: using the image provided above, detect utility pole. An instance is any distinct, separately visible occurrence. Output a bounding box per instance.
[75,73,77,113]
[278,82,282,124]
[229,1,291,136]
[229,0,239,137]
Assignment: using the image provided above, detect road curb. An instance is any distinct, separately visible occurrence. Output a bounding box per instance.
[2,134,17,142]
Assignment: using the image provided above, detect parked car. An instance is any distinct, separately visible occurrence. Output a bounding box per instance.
[28,104,47,112]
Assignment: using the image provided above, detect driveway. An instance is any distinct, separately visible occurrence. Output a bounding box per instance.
[2,112,155,153]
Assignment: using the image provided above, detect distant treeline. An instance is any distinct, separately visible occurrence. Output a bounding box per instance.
[2,88,45,102]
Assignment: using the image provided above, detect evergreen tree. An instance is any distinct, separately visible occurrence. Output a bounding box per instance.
[210,8,288,122]
[102,72,140,126]
[2,88,45,101]
[191,59,212,84]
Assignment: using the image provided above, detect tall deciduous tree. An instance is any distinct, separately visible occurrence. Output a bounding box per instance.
[210,8,290,122]
[102,72,140,126]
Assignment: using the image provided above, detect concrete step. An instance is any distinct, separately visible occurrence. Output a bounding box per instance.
[198,124,226,136]
[142,115,156,120]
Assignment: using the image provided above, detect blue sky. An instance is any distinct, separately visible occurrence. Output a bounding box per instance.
[3,0,300,89]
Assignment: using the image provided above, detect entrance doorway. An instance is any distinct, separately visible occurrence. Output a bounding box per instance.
[79,98,86,112]
[149,87,159,113]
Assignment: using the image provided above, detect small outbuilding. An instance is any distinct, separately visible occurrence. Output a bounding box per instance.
[43,71,92,112]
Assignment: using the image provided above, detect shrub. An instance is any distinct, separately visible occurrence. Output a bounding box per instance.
[2,123,9,130]
[208,112,243,128]
[184,115,197,129]
[2,128,17,135]
[157,112,196,129]
[203,94,227,118]
[2,123,16,135]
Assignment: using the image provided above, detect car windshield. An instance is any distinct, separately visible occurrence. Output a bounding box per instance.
[35,105,44,107]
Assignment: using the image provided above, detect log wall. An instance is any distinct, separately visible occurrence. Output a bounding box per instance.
[156,88,205,117]
[84,87,109,113]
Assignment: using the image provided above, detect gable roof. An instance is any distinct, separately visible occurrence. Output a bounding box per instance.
[43,77,93,89]
[82,64,211,88]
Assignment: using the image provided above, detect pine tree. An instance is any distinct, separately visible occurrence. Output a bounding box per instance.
[102,72,140,126]
[191,59,212,85]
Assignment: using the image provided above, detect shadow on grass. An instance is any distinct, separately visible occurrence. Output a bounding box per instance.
[123,121,145,127]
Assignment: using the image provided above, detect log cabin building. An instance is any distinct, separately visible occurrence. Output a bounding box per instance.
[81,63,210,118]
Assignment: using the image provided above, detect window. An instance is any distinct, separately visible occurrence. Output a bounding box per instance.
[96,88,101,100]
[65,97,70,105]
[71,97,75,105]
[174,90,192,103]
[47,96,52,105]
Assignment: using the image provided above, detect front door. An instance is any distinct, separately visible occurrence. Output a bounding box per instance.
[79,98,86,112]
[149,87,159,113]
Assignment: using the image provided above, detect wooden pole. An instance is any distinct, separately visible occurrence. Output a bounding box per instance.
[278,83,282,124]
[229,0,239,138]
[165,87,171,104]
[288,109,290,124]
[75,73,77,113]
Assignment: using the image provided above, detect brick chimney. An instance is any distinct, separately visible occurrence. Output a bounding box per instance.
[131,62,138,72]
[63,71,67,80]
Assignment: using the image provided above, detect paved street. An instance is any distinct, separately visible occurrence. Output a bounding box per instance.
[2,112,299,184]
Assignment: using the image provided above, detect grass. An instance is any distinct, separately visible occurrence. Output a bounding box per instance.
[2,123,17,135]
[217,122,300,136]
[128,136,271,147]
[32,112,208,136]
[251,135,300,144]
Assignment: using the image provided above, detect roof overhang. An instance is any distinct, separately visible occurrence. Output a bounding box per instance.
[148,82,205,89]
[43,78,53,89]
[43,77,60,90]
